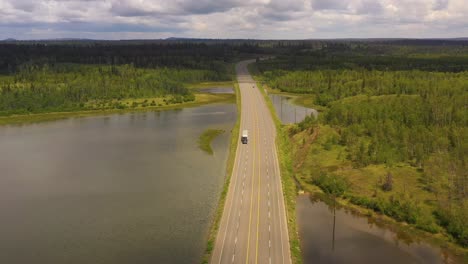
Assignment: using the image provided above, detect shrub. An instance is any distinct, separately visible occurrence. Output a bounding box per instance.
[298,115,317,131]
[434,202,468,247]
[382,172,393,191]
[183,94,196,102]
[313,171,348,197]
[385,194,421,224]
[349,193,438,232]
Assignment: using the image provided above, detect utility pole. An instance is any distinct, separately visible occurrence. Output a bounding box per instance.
[280,96,283,121]
[332,194,336,252]
[295,107,297,123]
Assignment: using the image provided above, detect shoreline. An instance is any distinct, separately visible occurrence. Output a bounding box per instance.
[0,92,235,126]
[298,186,468,262]
[198,129,226,155]
[201,80,242,263]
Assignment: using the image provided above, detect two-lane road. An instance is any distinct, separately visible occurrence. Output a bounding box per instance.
[211,60,291,264]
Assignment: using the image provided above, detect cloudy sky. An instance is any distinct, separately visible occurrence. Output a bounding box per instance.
[0,0,467,40]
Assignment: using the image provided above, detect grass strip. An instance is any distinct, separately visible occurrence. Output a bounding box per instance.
[187,81,234,89]
[198,129,225,155]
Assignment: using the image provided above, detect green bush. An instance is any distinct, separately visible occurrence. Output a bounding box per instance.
[313,171,348,197]
[297,114,318,132]
[434,203,468,247]
[415,215,439,234]
[183,94,196,102]
[116,103,126,109]
[384,194,421,224]
[349,195,379,210]
[349,193,439,233]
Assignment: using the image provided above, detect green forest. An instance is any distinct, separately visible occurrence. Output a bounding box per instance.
[256,44,468,247]
[0,63,229,115]
[0,43,238,117]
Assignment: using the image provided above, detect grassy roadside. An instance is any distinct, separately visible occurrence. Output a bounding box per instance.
[0,92,234,126]
[198,129,225,155]
[249,63,302,264]
[187,81,234,89]
[201,80,241,263]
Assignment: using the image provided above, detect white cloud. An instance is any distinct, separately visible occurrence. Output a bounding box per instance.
[0,0,466,39]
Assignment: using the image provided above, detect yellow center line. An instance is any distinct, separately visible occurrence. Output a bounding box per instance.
[245,85,256,264]
[255,89,261,264]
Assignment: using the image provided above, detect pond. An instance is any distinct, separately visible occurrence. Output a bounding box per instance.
[297,195,458,264]
[0,104,236,264]
[269,94,318,124]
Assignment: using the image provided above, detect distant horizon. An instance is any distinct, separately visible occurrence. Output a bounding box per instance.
[1,0,467,40]
[3,37,468,41]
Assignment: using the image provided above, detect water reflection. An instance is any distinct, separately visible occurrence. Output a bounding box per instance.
[269,94,318,124]
[197,87,234,94]
[297,195,456,264]
[0,104,236,264]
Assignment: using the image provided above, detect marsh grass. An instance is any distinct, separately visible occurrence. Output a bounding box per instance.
[198,129,225,155]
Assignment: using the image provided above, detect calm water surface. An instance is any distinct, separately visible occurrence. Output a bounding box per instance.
[198,87,234,94]
[269,94,317,124]
[297,195,457,264]
[0,104,236,264]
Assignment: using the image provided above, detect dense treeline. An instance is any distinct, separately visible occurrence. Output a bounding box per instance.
[257,40,468,72]
[0,42,262,74]
[0,42,243,115]
[265,69,468,103]
[326,95,466,165]
[267,69,466,166]
[257,47,467,246]
[0,63,229,115]
[3,39,466,74]
[258,53,468,72]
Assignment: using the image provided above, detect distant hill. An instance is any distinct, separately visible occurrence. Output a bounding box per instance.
[1,37,467,46]
[46,38,95,41]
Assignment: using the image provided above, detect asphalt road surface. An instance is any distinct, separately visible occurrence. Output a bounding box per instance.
[211,60,291,264]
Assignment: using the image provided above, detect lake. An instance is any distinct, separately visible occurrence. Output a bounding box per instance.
[0,104,236,264]
[297,195,458,264]
[269,94,318,124]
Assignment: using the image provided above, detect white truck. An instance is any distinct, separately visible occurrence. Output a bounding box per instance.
[241,130,248,144]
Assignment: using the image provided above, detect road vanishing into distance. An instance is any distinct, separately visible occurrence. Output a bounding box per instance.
[211,60,291,264]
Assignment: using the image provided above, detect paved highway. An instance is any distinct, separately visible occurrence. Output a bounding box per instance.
[211,60,291,264]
